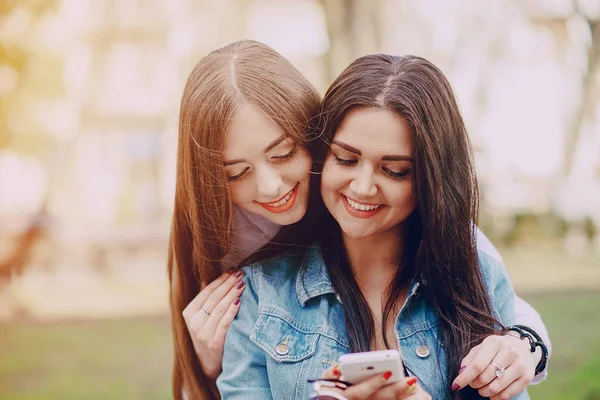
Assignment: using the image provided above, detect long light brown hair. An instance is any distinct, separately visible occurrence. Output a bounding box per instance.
[168,40,320,399]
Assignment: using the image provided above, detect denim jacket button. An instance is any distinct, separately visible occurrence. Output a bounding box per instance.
[275,343,289,355]
[416,345,430,358]
[275,337,290,355]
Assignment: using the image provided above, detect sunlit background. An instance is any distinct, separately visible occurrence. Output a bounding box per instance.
[1,0,599,399]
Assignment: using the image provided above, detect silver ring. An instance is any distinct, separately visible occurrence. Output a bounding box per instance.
[200,307,211,316]
[490,361,506,378]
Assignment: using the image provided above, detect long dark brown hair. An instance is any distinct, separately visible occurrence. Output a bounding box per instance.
[308,55,502,399]
[168,40,320,400]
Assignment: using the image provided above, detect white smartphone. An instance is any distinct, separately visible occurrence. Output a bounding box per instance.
[339,349,405,385]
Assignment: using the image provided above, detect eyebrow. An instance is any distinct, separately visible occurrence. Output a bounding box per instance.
[331,140,414,162]
[224,135,287,166]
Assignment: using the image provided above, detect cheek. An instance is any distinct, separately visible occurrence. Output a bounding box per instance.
[387,182,416,211]
[295,151,312,181]
[281,151,311,182]
[320,160,337,197]
[228,181,254,205]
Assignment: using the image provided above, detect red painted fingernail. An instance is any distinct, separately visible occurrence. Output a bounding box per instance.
[452,383,460,391]
[236,280,245,289]
[234,270,243,278]
[407,377,417,385]
[383,371,392,381]
[459,365,467,374]
[333,366,340,376]
[234,297,240,305]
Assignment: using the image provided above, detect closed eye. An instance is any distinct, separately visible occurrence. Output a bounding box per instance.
[334,154,357,166]
[227,167,250,182]
[271,145,298,163]
[383,168,410,179]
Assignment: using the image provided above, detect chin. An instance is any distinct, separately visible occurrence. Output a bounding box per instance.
[338,223,373,240]
[262,204,306,226]
[343,231,371,240]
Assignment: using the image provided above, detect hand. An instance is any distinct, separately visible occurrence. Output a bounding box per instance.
[316,365,431,399]
[452,334,537,400]
[182,270,246,379]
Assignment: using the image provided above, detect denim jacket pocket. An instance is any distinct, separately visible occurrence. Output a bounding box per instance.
[250,312,319,363]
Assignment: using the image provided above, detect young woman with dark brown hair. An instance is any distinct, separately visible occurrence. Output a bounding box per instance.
[217,55,545,399]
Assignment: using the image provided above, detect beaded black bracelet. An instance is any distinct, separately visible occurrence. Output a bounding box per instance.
[507,325,548,376]
[507,326,536,351]
[514,325,543,343]
[514,325,549,375]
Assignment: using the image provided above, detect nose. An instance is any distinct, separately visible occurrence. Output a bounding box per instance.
[255,164,283,199]
[349,165,377,198]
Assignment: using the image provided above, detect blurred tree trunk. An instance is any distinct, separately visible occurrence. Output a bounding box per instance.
[320,0,385,85]
[564,19,600,176]
[0,201,48,280]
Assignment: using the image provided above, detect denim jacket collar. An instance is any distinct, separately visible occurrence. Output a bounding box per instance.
[295,246,424,307]
[296,247,336,306]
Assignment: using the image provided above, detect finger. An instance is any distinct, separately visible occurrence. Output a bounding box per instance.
[454,344,480,385]
[470,344,513,389]
[479,365,523,398]
[315,387,347,399]
[404,383,432,399]
[372,376,417,399]
[452,335,506,390]
[199,270,245,314]
[320,364,341,380]
[489,377,529,400]
[204,286,244,343]
[343,371,394,399]
[183,272,231,319]
[211,295,242,347]
[459,343,481,369]
[200,270,229,291]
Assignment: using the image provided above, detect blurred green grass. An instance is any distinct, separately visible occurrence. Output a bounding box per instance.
[1,293,599,399]
[0,317,173,400]
[525,292,600,400]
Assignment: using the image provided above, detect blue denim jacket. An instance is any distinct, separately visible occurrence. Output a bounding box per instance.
[217,245,530,400]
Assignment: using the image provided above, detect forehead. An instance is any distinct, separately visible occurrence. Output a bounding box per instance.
[225,102,286,157]
[334,107,413,155]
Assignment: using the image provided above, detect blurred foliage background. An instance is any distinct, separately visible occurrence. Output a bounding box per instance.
[1,0,599,399]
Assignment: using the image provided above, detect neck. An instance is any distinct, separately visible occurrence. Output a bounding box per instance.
[341,225,408,351]
[341,225,406,292]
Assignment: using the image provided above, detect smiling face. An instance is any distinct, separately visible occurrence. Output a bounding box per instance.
[224,102,311,225]
[320,107,417,240]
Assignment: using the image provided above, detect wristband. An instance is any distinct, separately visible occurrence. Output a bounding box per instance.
[507,325,548,376]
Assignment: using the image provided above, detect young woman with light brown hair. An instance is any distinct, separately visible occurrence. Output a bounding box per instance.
[168,40,320,399]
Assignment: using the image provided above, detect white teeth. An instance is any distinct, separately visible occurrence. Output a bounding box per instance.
[345,196,380,211]
[266,191,293,207]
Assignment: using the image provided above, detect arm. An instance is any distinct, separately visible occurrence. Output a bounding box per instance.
[452,251,533,399]
[514,296,549,346]
[514,295,551,384]
[477,226,551,383]
[216,267,273,399]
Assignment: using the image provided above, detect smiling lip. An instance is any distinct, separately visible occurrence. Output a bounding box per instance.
[342,194,385,219]
[256,184,299,214]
